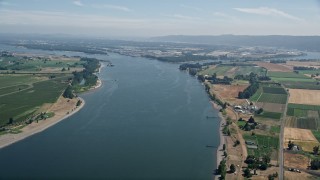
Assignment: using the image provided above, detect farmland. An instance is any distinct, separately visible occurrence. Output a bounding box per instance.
[282,81,320,90]
[256,111,282,120]
[0,54,83,73]
[250,85,288,104]
[285,115,320,130]
[243,133,279,158]
[199,64,265,77]
[287,103,320,117]
[257,93,287,104]
[268,71,310,79]
[288,89,320,105]
[0,75,70,126]
[0,53,87,126]
[255,61,292,72]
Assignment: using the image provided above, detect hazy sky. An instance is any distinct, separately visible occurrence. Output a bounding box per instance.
[0,0,320,37]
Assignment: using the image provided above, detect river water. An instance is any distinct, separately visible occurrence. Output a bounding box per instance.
[0,46,220,179]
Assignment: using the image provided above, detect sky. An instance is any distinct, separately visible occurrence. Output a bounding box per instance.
[0,0,320,37]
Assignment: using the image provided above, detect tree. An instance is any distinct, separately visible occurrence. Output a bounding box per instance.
[222,102,227,109]
[313,145,319,155]
[234,140,240,147]
[223,151,228,157]
[245,155,256,164]
[61,67,66,71]
[76,100,82,106]
[243,168,252,178]
[288,141,295,150]
[230,164,236,173]
[262,155,271,164]
[8,117,14,124]
[63,85,74,99]
[217,159,227,177]
[256,108,263,114]
[259,163,268,170]
[248,116,255,123]
[311,159,320,170]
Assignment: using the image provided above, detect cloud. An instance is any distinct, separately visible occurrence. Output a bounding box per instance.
[91,4,132,12]
[234,7,303,21]
[73,0,83,7]
[213,12,236,19]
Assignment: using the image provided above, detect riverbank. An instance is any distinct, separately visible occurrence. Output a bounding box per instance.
[0,96,85,149]
[211,102,226,180]
[0,65,103,149]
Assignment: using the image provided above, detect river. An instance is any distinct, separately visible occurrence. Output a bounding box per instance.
[0,46,220,179]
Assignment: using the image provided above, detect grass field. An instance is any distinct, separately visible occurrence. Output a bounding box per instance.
[199,65,232,76]
[256,111,282,120]
[243,134,279,157]
[270,126,280,133]
[287,103,320,119]
[312,130,320,142]
[299,70,320,75]
[0,74,44,87]
[0,75,70,126]
[282,81,320,90]
[271,77,316,82]
[199,65,264,77]
[285,116,319,130]
[249,87,262,102]
[262,87,287,94]
[0,55,82,72]
[250,85,287,104]
[257,93,287,104]
[268,71,311,79]
[237,120,247,127]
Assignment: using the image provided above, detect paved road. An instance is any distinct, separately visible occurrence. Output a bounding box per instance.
[279,86,289,180]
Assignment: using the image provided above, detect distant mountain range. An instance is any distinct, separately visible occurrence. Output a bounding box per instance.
[151,35,320,51]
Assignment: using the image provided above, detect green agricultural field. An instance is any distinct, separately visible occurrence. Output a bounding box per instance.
[293,109,308,117]
[298,70,320,75]
[256,111,282,120]
[287,117,320,130]
[243,134,279,157]
[0,74,42,87]
[257,93,287,104]
[270,126,280,133]
[249,87,262,102]
[312,130,320,142]
[237,120,247,127]
[0,56,82,72]
[262,87,287,94]
[271,77,316,82]
[282,81,320,90]
[287,103,320,117]
[234,66,265,76]
[0,76,70,126]
[199,65,232,76]
[288,103,320,111]
[268,71,311,79]
[296,117,318,130]
[199,65,264,78]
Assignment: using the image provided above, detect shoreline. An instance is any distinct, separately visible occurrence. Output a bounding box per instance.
[211,102,226,180]
[0,66,103,149]
[0,97,85,149]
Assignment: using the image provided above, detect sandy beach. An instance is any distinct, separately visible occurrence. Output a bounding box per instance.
[0,97,85,149]
[212,102,226,180]
[0,67,103,149]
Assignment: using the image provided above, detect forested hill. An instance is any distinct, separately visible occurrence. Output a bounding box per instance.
[151,35,320,51]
